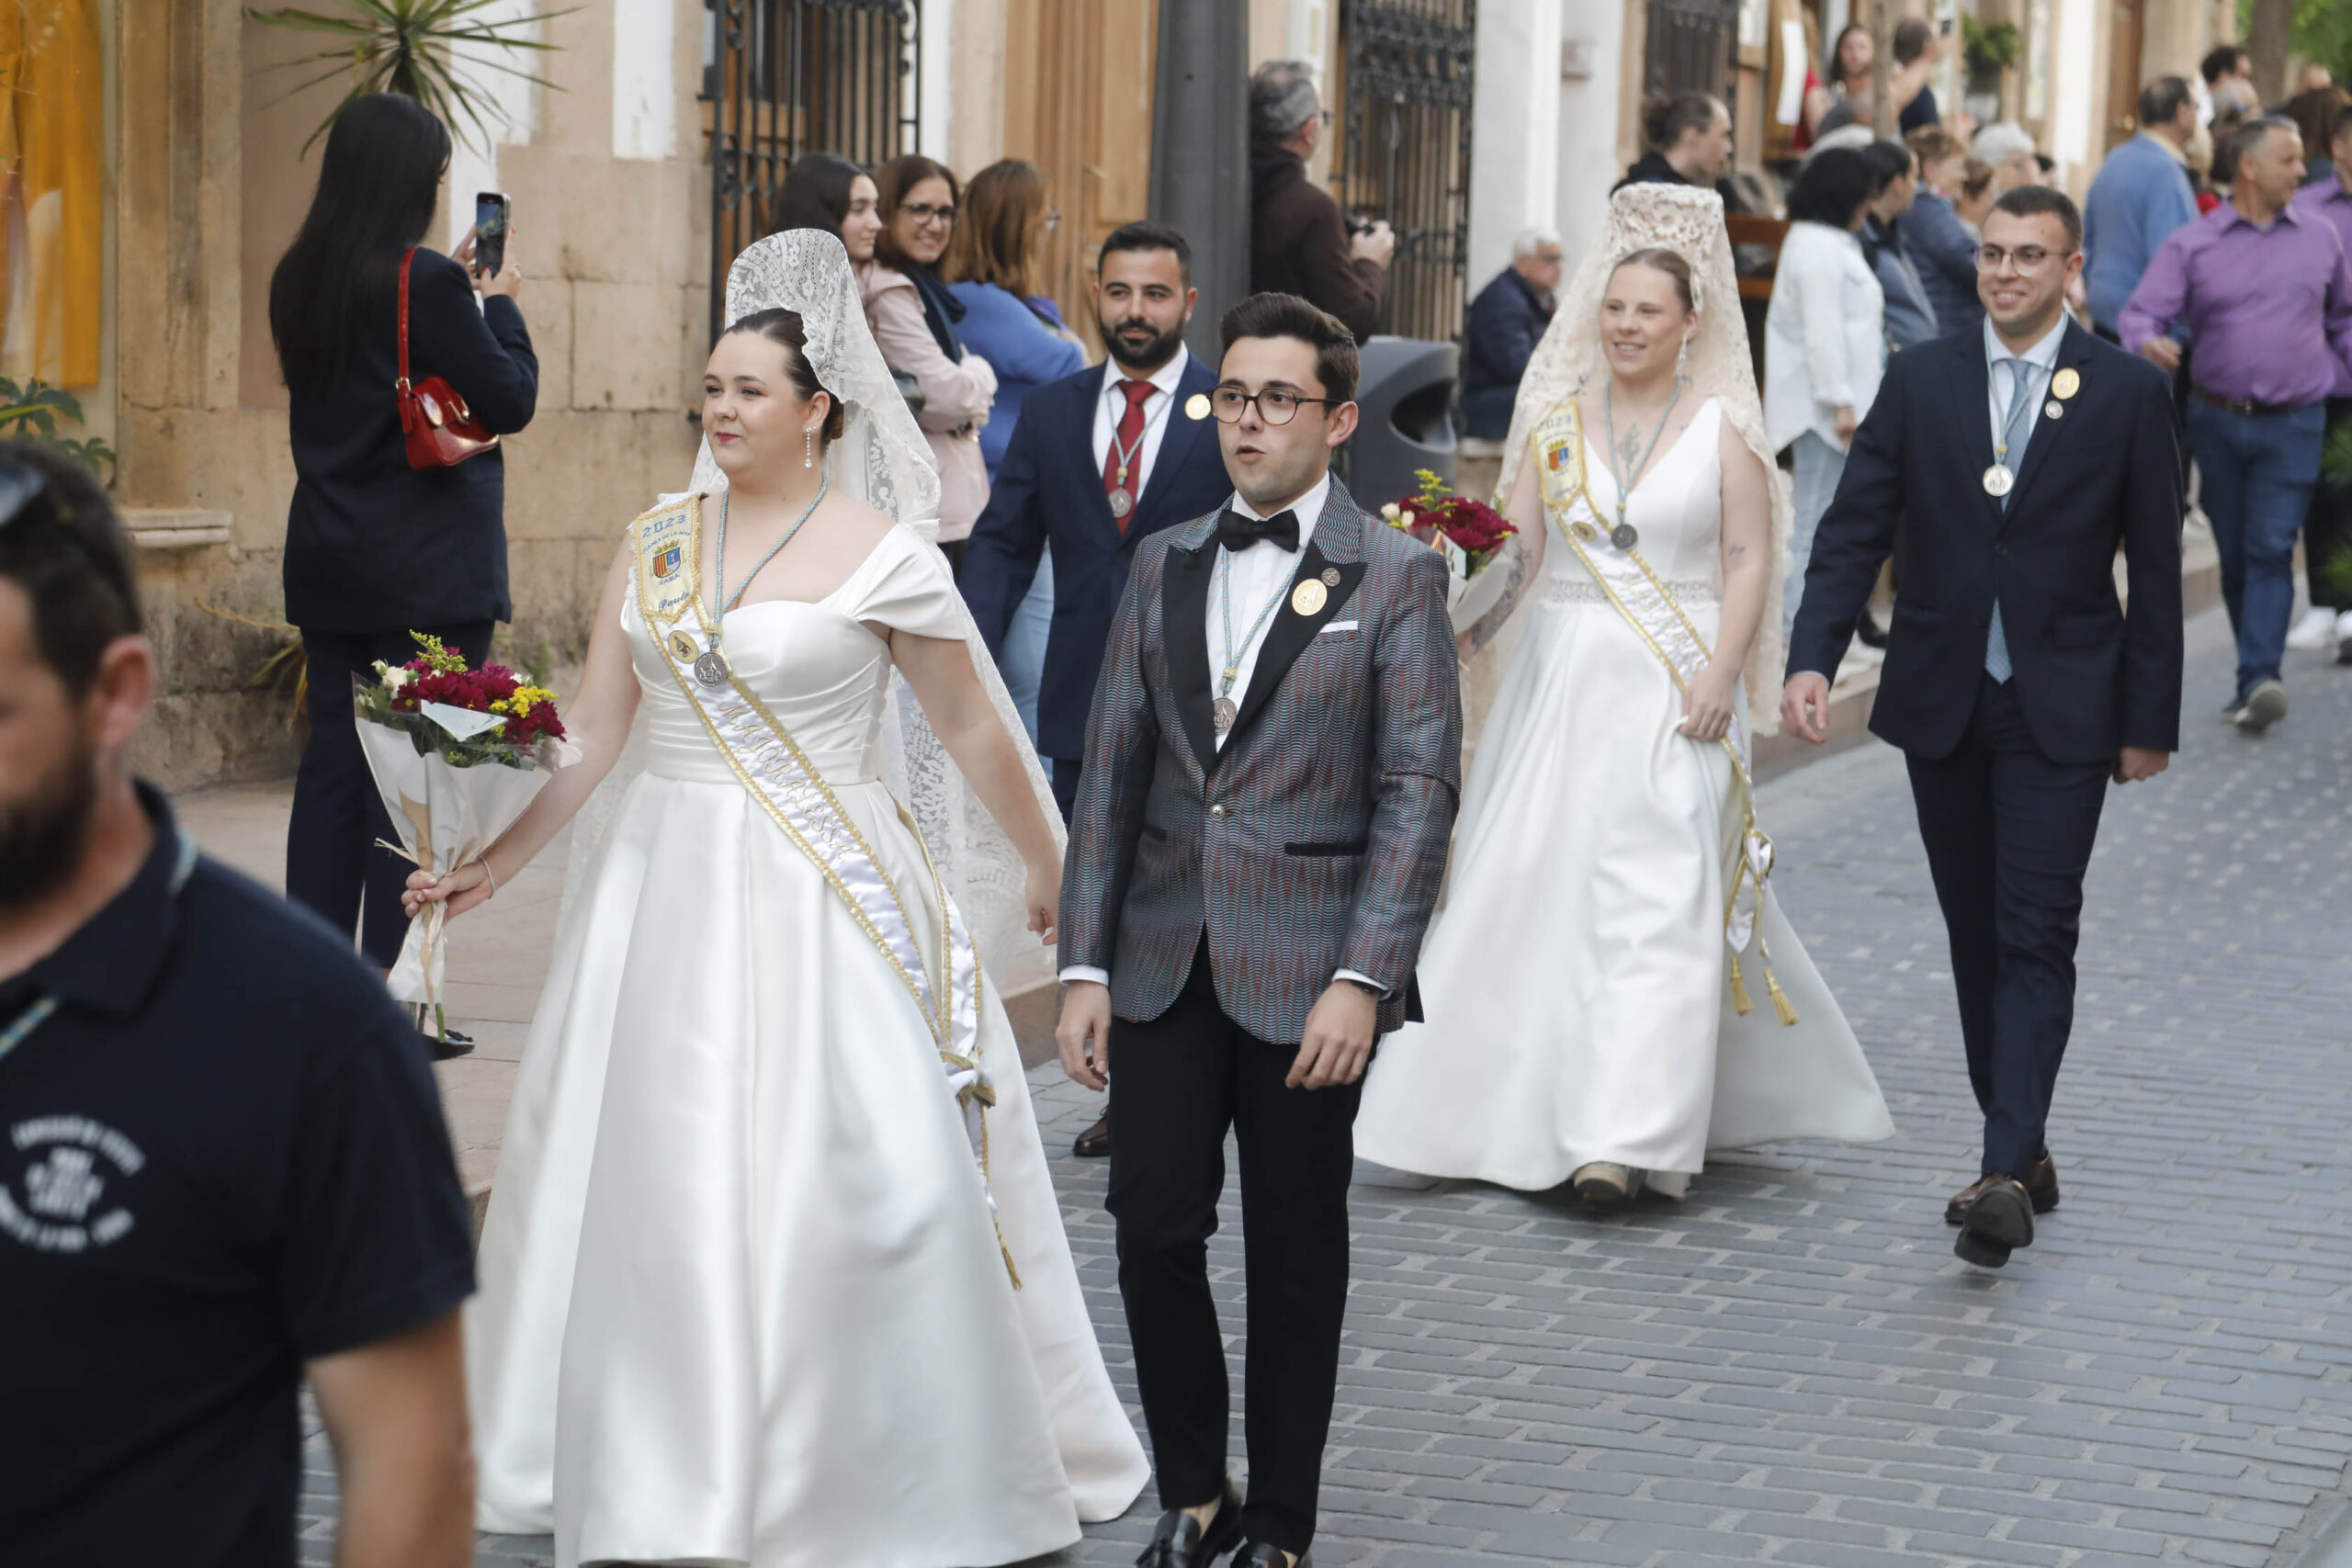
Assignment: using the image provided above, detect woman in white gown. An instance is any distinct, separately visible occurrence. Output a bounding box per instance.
[1354,186,1892,1203]
[408,231,1148,1567]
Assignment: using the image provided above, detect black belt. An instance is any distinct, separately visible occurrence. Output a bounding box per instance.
[2190,386,2315,419]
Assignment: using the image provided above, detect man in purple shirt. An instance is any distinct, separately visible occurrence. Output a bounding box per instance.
[2121,114,2352,733]
[2290,103,2352,664]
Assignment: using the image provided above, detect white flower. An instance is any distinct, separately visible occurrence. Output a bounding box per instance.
[377,663,412,692]
[1399,509,1416,527]
[1379,502,1402,521]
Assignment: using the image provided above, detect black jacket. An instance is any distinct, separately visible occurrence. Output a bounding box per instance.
[1612,151,1750,216]
[1786,321,2184,764]
[1249,142,1385,344]
[281,248,537,632]
[1463,267,1554,397]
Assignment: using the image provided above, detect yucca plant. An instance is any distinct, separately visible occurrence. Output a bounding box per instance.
[0,378,116,483]
[247,0,573,154]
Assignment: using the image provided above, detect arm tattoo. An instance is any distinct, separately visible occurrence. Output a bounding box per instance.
[1726,543,1749,558]
[1458,545,1532,659]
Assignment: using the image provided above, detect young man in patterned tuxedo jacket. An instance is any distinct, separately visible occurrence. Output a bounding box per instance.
[1056,293,1462,1568]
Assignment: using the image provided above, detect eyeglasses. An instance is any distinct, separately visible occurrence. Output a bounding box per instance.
[1211,386,1338,426]
[901,201,956,227]
[1973,243,2074,272]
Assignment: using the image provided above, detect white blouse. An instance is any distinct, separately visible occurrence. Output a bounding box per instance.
[1762,220,1886,455]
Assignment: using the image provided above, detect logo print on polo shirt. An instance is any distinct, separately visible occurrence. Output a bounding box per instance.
[2,1116,142,1253]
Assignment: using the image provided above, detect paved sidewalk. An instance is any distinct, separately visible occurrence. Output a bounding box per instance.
[256,607,2352,1566]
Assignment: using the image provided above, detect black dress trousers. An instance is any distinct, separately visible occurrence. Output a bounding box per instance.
[1105,946,1362,1556]
[286,621,496,968]
[1904,674,2109,1178]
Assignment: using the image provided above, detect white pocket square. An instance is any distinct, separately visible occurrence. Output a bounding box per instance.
[1317,620,1359,635]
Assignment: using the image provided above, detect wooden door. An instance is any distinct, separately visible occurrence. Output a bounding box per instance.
[1001,0,1159,356]
[2105,0,2143,151]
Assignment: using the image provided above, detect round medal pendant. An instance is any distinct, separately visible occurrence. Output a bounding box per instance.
[1611,523,1639,551]
[1982,464,2016,499]
[1108,488,1134,519]
[694,649,731,688]
[1212,696,1238,734]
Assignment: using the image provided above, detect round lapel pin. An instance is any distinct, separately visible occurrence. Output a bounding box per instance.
[1291,579,1329,616]
[2052,367,2081,400]
[1320,567,1341,587]
[1184,392,1212,422]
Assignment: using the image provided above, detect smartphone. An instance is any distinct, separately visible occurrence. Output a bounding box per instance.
[474,192,510,277]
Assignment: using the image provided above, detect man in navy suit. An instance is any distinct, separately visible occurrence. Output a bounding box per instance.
[962,222,1235,1161]
[962,222,1235,824]
[1782,186,2184,1270]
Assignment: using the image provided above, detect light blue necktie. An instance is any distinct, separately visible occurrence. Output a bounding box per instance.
[1984,357,2038,683]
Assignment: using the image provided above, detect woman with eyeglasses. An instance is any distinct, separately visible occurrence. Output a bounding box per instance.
[941,160,1084,750]
[864,154,998,571]
[268,92,537,1056]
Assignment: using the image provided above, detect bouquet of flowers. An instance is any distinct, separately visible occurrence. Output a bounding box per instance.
[353,633,575,1040]
[1380,468,1519,626]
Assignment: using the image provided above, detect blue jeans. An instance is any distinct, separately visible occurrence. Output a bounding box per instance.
[1000,544,1054,750]
[1786,432,1847,640]
[2187,399,2324,700]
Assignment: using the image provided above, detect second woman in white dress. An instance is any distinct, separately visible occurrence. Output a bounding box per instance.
[1354,186,1892,1203]
[409,232,1147,1567]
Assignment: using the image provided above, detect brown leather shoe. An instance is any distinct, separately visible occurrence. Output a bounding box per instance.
[1955,1176,2036,1268]
[1946,1152,2059,1225]
[1072,1112,1112,1159]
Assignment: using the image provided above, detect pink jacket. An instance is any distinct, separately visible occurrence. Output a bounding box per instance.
[859,261,999,542]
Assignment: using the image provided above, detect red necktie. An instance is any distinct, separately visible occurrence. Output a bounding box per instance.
[1102,379,1155,535]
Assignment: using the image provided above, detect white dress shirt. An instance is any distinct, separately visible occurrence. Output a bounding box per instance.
[1060,469,1381,998]
[1090,344,1192,501]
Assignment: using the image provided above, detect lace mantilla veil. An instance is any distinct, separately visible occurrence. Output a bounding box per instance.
[563,230,1063,990]
[1497,183,1794,733]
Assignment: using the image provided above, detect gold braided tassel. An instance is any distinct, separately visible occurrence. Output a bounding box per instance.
[999,1231,1024,1291]
[1765,964,1797,1026]
[1727,954,1753,1016]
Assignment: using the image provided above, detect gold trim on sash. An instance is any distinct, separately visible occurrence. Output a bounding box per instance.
[629,498,1021,1278]
[1530,406,1797,1025]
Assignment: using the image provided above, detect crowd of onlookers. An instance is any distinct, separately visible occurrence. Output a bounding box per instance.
[1461,39,2352,722]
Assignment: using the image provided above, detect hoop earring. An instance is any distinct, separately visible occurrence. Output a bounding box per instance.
[804,429,814,468]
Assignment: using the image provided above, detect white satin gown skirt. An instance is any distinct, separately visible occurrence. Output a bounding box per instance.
[466,765,1148,1565]
[1355,570,1893,1194]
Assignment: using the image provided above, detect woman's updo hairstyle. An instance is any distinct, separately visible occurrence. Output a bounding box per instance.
[1609,246,1697,313]
[721,307,847,443]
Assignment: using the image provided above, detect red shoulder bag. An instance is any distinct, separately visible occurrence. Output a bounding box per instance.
[395,247,499,470]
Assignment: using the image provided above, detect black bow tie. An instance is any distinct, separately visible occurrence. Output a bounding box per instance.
[1216,507,1300,553]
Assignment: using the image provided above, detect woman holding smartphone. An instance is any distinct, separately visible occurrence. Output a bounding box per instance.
[268,91,537,1054]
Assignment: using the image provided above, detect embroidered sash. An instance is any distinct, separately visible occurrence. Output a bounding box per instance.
[1531,404,1797,1026]
[632,496,1019,1280]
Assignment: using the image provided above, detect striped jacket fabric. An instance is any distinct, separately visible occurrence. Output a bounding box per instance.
[1058,477,1463,1044]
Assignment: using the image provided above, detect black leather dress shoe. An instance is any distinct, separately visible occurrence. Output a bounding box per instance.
[1073,1111,1112,1159]
[1955,1176,2036,1268]
[1136,1476,1242,1568]
[1232,1544,1307,1568]
[1945,1152,2059,1225]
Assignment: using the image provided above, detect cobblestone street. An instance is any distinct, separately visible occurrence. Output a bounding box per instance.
[298,610,2352,1566]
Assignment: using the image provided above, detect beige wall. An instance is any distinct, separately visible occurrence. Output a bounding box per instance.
[117,0,707,788]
